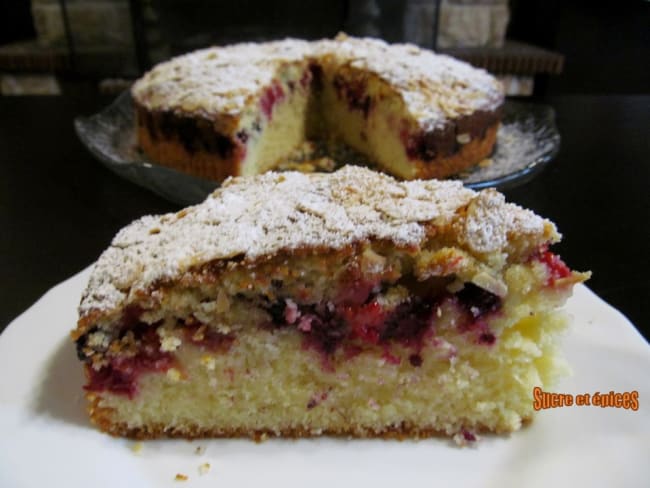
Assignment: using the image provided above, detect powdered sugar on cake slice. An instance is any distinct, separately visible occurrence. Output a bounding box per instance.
[79,166,555,318]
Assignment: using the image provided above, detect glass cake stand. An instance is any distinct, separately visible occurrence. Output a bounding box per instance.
[75,92,560,206]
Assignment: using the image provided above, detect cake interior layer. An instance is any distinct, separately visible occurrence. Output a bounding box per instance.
[319,65,501,179]
[89,305,569,439]
[78,243,581,439]
[135,61,502,181]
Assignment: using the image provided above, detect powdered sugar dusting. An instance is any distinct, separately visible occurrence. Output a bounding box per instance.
[79,166,554,317]
[132,39,312,116]
[315,35,502,129]
[131,34,502,127]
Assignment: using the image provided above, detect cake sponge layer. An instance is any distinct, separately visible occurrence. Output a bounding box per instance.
[86,265,572,440]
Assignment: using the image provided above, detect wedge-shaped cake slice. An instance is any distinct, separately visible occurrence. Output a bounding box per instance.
[73,166,588,439]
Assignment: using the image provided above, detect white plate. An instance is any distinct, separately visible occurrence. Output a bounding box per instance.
[1,267,648,488]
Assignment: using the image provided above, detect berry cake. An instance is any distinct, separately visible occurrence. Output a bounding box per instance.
[132,34,503,182]
[73,167,588,440]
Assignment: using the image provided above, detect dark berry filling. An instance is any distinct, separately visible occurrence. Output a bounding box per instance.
[299,308,348,356]
[451,283,502,345]
[235,130,249,144]
[263,280,502,366]
[401,126,458,162]
[84,325,175,398]
[138,106,239,159]
[75,326,97,360]
[81,279,503,395]
[332,74,372,119]
[478,332,496,345]
[309,63,323,90]
[462,430,477,442]
[456,283,501,319]
[306,391,328,409]
[408,354,423,367]
[380,299,436,345]
[81,315,233,397]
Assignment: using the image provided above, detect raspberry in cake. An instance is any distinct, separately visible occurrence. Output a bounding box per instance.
[73,166,588,439]
[132,34,503,183]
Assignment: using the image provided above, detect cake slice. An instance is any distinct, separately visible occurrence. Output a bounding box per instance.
[73,166,588,439]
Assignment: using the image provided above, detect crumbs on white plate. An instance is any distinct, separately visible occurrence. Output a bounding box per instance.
[452,430,481,447]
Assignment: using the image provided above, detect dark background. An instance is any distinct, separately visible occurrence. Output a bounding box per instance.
[2,0,649,94]
[0,0,648,337]
[508,0,650,94]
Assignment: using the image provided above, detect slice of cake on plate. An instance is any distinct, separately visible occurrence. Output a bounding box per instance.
[73,166,588,439]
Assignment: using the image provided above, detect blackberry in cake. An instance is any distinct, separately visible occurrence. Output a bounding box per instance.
[132,34,503,182]
[73,166,588,440]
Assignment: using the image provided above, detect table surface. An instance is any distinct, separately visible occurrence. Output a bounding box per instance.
[0,93,648,341]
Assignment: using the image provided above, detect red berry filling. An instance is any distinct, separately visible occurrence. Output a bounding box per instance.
[80,278,504,395]
[264,280,502,366]
[299,68,313,89]
[84,325,175,398]
[342,301,386,344]
[260,81,285,120]
[183,321,234,352]
[81,316,233,397]
[462,430,477,442]
[538,250,572,285]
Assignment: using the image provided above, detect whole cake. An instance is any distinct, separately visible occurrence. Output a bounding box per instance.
[132,34,504,182]
[73,166,588,440]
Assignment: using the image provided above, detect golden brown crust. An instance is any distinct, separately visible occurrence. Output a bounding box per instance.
[136,124,242,182]
[413,124,499,179]
[77,166,558,325]
[136,120,499,182]
[86,392,528,441]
